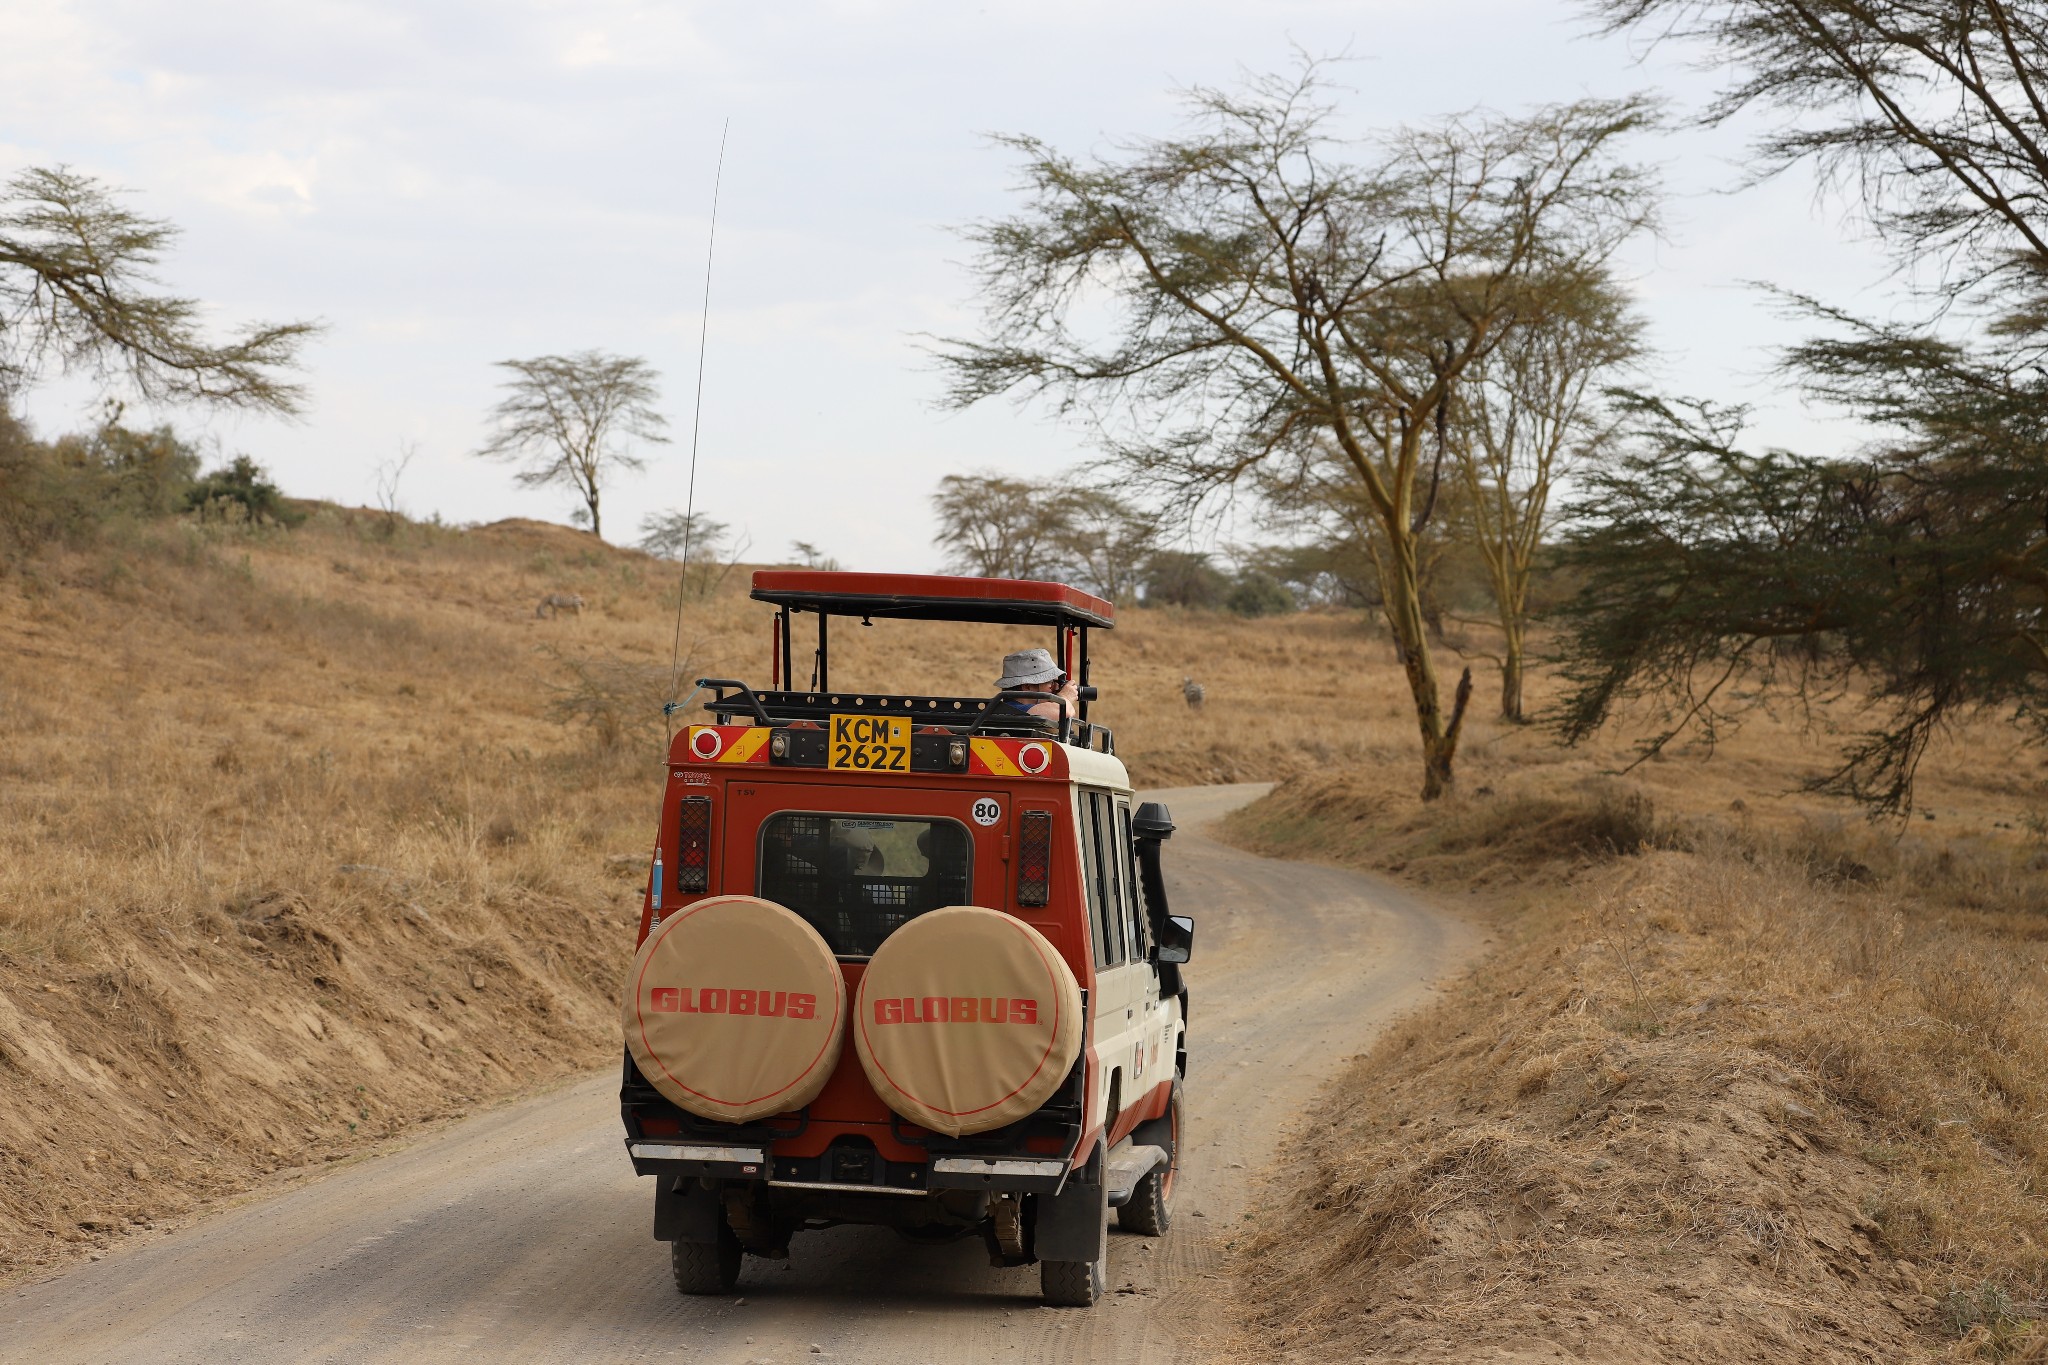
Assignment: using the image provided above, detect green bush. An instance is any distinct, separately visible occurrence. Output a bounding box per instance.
[1227,569,1296,617]
[0,405,103,556]
[0,402,296,563]
[1143,549,1230,609]
[185,455,303,527]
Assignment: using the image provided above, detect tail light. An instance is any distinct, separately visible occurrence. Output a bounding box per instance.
[678,795,713,894]
[1017,810,1052,907]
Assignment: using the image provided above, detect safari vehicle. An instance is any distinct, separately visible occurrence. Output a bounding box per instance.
[618,571,1193,1308]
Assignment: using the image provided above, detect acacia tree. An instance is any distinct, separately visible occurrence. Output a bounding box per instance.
[1061,495,1161,601]
[1554,363,2048,814]
[931,472,1081,579]
[1451,272,1642,720]
[937,66,1658,797]
[638,509,751,597]
[475,351,668,540]
[1553,0,2048,810]
[0,166,315,412]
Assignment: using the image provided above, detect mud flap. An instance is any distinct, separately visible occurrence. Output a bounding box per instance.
[653,1177,721,1244]
[1033,1148,1107,1263]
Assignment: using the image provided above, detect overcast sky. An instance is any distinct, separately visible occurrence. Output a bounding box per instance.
[3,0,1899,570]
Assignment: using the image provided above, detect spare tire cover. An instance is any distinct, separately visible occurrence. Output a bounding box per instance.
[622,895,847,1124]
[853,905,1084,1138]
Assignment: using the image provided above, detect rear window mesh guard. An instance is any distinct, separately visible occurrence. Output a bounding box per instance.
[678,795,712,894]
[1017,810,1053,907]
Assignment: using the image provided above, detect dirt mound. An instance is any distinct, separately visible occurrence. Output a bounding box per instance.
[1229,778,2048,1363]
[470,517,614,550]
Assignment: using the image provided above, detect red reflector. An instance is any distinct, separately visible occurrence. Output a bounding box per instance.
[1024,1135,1066,1154]
[639,1115,682,1137]
[678,796,712,894]
[1017,810,1052,907]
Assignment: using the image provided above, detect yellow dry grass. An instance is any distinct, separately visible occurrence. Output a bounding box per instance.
[0,503,1391,1280]
[1225,664,2048,1362]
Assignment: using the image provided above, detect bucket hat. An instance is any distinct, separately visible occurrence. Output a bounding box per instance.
[996,648,1064,689]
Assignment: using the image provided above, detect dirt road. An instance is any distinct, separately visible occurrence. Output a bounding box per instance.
[1,784,1477,1365]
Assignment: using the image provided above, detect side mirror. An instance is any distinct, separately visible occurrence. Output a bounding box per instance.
[1155,914,1194,964]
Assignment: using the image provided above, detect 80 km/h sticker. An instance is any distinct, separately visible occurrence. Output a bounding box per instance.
[970,797,1003,827]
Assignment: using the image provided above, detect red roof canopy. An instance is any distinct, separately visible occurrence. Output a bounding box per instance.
[750,571,1114,629]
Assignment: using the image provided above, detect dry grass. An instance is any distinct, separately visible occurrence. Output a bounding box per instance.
[1225,681,2048,1361]
[0,504,1389,1281]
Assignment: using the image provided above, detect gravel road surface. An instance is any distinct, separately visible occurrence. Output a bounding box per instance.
[2,783,1478,1364]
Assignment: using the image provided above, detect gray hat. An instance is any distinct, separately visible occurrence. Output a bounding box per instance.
[996,647,1064,689]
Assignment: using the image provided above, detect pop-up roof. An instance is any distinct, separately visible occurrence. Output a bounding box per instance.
[750,571,1115,630]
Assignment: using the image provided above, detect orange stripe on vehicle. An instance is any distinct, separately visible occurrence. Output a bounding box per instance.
[970,737,1021,777]
[719,728,772,763]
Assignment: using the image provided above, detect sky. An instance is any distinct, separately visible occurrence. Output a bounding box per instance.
[2,0,1901,571]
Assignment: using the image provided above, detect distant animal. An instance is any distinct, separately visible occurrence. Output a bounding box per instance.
[1181,676,1205,710]
[536,593,586,619]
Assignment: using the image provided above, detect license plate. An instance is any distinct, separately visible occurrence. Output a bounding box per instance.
[828,714,910,772]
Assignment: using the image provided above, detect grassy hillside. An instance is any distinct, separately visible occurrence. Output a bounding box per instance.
[1223,682,2048,1361]
[0,504,1413,1281]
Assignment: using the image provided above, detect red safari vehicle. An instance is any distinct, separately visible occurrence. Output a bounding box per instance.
[618,571,1193,1307]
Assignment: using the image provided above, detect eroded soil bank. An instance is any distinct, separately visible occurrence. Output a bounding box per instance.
[1222,772,2048,1364]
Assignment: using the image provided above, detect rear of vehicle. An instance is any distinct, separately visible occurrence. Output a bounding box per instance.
[617,572,1193,1307]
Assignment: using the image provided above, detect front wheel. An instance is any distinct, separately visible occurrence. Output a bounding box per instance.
[671,1220,742,1295]
[1118,1083,1181,1236]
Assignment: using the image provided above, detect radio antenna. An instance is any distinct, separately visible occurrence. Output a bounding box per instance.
[666,118,730,737]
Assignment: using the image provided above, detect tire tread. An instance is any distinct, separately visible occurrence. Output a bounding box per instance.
[1040,1256,1104,1307]
[671,1227,741,1295]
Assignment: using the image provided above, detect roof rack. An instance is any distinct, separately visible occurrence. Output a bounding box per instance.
[693,679,1116,755]
[746,571,1114,732]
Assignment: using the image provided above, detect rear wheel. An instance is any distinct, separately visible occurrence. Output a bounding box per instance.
[671,1220,742,1295]
[1118,1083,1181,1236]
[1040,1253,1105,1308]
[1040,1182,1109,1308]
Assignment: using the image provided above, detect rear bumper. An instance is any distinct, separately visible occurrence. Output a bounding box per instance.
[626,1140,1070,1196]
[627,1142,768,1179]
[927,1155,1070,1195]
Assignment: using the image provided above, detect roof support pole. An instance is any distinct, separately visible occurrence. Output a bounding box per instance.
[1078,628,1091,723]
[779,607,793,691]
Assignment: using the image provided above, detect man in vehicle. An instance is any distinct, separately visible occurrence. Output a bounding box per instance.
[996,648,1080,726]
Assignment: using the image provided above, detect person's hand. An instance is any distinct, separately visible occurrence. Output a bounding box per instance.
[1027,679,1077,726]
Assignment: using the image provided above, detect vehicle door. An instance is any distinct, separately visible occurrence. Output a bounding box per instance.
[1117,796,1170,1110]
[1076,787,1142,1138]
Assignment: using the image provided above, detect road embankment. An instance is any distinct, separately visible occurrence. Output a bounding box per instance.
[1220,772,2048,1364]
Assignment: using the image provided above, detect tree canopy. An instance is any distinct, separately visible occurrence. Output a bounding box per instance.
[0,167,315,413]
[1553,0,2048,811]
[474,351,669,541]
[936,62,1658,796]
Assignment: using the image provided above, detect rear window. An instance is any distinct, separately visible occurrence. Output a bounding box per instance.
[757,813,972,956]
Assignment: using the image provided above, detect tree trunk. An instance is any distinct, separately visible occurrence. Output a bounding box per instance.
[1380,530,1472,800]
[1500,613,1526,723]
